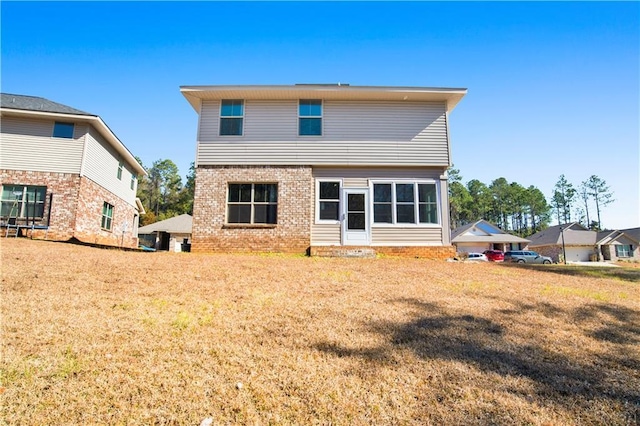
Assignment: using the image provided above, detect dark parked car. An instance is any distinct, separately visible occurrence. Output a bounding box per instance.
[483,250,504,262]
[504,250,552,264]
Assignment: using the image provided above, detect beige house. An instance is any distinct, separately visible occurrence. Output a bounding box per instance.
[527,223,640,262]
[138,214,192,252]
[181,84,466,258]
[451,220,530,254]
[0,93,146,248]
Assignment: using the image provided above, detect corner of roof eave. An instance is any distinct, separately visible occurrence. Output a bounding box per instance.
[179,88,202,113]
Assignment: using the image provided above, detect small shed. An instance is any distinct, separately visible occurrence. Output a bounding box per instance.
[138,214,192,252]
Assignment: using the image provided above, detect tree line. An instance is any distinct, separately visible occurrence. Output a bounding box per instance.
[448,168,615,235]
[133,159,615,233]
[448,168,551,236]
[551,174,614,230]
[135,158,195,226]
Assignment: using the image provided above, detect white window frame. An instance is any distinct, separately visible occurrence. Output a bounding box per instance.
[226,183,278,225]
[130,173,136,190]
[369,180,441,227]
[101,202,114,231]
[117,161,124,180]
[615,244,632,258]
[219,99,244,136]
[298,99,323,136]
[315,178,342,224]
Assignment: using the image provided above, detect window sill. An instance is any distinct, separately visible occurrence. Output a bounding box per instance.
[223,224,277,229]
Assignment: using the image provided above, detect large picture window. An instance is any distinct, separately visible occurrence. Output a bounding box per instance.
[299,99,322,136]
[1,185,47,219]
[227,183,278,224]
[372,182,439,225]
[220,100,244,136]
[317,180,340,221]
[615,245,632,258]
[101,202,114,231]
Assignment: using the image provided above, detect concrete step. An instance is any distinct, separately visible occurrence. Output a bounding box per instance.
[310,246,377,258]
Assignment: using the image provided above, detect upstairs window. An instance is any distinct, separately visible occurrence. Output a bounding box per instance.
[101,202,114,231]
[53,122,74,138]
[117,161,124,180]
[1,185,47,218]
[372,182,439,225]
[220,100,244,136]
[227,183,277,224]
[299,99,322,136]
[130,173,136,190]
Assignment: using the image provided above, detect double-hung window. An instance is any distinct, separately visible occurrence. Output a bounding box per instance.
[299,99,322,136]
[117,161,124,180]
[616,244,632,258]
[317,180,340,222]
[53,122,74,138]
[1,185,47,219]
[372,181,439,225]
[130,173,136,190]
[220,100,244,136]
[227,183,278,224]
[101,202,114,231]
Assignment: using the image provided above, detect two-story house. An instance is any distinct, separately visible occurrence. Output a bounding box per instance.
[0,93,146,248]
[180,84,466,258]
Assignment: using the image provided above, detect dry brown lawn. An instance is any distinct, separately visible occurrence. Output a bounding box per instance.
[2,239,639,425]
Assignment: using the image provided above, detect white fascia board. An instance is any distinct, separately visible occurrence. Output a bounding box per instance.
[180,85,467,113]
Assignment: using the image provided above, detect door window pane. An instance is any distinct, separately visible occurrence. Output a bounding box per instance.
[348,194,364,211]
[348,213,365,230]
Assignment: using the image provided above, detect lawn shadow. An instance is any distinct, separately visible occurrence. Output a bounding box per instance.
[313,298,640,419]
[499,263,640,283]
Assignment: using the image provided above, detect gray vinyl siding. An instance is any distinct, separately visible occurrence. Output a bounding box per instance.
[310,167,447,246]
[197,100,449,166]
[0,115,84,173]
[83,126,137,206]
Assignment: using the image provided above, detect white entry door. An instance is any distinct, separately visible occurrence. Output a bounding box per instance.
[341,188,370,246]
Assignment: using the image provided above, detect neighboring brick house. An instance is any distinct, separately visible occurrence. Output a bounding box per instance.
[0,93,146,248]
[527,223,640,262]
[181,84,466,258]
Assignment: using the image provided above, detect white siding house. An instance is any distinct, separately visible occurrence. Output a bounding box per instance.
[181,84,466,257]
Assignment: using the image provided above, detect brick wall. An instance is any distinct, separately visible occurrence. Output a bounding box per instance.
[1,169,80,240]
[74,176,139,248]
[1,170,138,248]
[192,165,313,253]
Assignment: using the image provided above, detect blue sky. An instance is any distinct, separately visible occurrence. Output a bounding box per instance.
[2,1,638,229]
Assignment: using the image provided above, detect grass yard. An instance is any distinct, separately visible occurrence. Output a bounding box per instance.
[2,239,639,425]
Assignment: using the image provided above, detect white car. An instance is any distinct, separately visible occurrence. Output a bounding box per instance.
[467,252,488,261]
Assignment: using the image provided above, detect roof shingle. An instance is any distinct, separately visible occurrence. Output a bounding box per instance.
[1,93,93,116]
